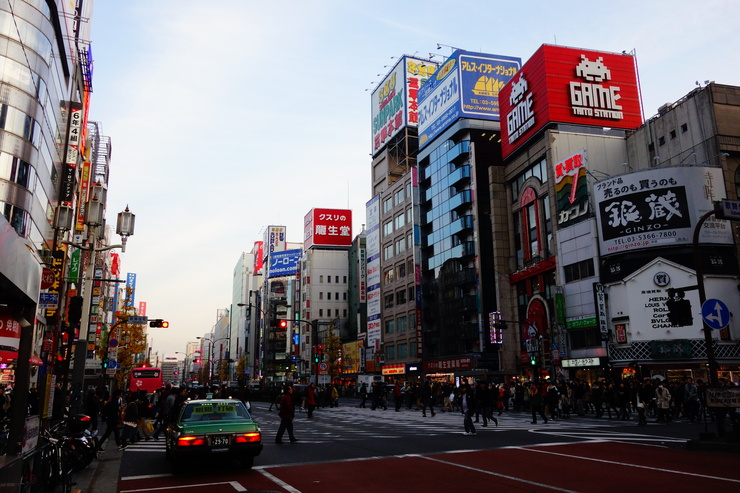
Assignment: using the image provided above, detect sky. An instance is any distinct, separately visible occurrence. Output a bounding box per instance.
[87,1,740,359]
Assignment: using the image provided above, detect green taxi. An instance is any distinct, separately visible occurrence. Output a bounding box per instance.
[165,397,263,470]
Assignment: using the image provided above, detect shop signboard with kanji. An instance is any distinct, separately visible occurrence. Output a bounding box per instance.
[593,166,732,256]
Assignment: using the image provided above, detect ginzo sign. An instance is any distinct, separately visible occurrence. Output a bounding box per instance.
[500,44,642,159]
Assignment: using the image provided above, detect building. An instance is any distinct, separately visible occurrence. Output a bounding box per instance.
[498,44,740,383]
[416,50,521,381]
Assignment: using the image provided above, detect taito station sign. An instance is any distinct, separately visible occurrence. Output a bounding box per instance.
[500,44,643,159]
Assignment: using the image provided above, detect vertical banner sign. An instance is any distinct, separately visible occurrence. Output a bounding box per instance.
[365,197,381,366]
[65,103,83,166]
[594,283,609,340]
[125,273,136,306]
[75,159,92,231]
[555,286,567,358]
[554,150,589,227]
[358,247,366,303]
[138,302,147,317]
[68,248,81,284]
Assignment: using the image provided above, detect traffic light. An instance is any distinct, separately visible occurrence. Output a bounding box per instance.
[530,354,537,366]
[312,346,318,363]
[161,320,169,328]
[149,319,169,328]
[278,320,288,329]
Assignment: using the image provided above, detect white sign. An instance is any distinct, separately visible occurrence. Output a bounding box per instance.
[562,357,600,368]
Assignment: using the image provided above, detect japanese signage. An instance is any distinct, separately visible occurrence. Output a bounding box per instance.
[138,302,147,317]
[341,340,363,374]
[365,196,382,359]
[555,150,590,227]
[423,357,472,372]
[489,311,503,344]
[418,50,520,150]
[64,102,83,166]
[358,247,366,303]
[593,283,608,339]
[0,308,21,350]
[303,208,352,249]
[372,56,438,155]
[500,45,642,159]
[264,226,286,261]
[382,364,406,375]
[594,166,732,255]
[267,249,302,278]
[561,357,600,368]
[707,388,740,408]
[253,241,264,274]
[521,298,548,363]
[125,273,136,306]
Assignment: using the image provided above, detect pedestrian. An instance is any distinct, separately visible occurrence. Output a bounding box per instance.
[655,382,672,423]
[684,377,700,422]
[120,393,140,449]
[152,386,175,440]
[330,384,339,407]
[84,389,101,431]
[460,385,476,435]
[358,382,368,408]
[268,386,281,412]
[617,382,631,420]
[529,383,548,424]
[421,378,436,417]
[306,382,317,418]
[97,390,123,452]
[393,379,403,412]
[275,385,298,444]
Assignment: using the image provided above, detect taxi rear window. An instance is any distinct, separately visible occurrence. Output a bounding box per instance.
[181,402,250,422]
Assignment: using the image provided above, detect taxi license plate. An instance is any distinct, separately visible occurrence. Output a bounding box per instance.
[211,435,230,447]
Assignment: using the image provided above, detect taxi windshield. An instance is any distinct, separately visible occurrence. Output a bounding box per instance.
[181,401,251,422]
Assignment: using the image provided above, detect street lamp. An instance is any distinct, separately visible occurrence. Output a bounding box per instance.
[67,202,135,414]
[197,336,214,386]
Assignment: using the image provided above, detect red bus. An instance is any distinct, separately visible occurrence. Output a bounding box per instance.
[129,367,163,394]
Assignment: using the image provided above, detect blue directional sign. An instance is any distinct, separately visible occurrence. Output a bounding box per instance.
[702,298,730,330]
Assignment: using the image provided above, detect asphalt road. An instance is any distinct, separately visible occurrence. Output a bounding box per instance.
[108,399,735,492]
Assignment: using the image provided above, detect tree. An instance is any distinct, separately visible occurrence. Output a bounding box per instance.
[235,355,248,386]
[324,331,342,381]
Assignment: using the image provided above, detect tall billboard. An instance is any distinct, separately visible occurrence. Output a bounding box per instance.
[263,226,286,262]
[371,56,438,155]
[554,150,590,228]
[267,248,302,278]
[499,44,643,159]
[418,50,521,150]
[365,196,381,361]
[594,166,732,256]
[303,208,352,249]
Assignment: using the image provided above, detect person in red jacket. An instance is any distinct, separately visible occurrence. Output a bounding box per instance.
[276,385,298,444]
[306,383,317,418]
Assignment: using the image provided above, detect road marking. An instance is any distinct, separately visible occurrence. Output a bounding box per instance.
[258,469,301,493]
[120,480,247,492]
[419,455,579,492]
[519,442,740,484]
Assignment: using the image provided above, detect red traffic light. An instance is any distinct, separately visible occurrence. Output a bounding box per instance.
[278,320,288,329]
[161,321,169,328]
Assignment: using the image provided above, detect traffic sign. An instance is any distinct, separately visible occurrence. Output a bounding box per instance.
[717,199,740,220]
[128,316,148,325]
[109,338,118,348]
[702,298,730,330]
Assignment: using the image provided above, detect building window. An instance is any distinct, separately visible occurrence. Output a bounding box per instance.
[384,269,395,284]
[408,286,414,302]
[397,343,408,359]
[386,345,395,361]
[394,188,404,206]
[394,213,405,229]
[319,309,323,317]
[407,232,413,249]
[385,319,395,334]
[397,263,406,279]
[383,197,393,213]
[564,259,595,282]
[569,326,601,349]
[406,207,412,224]
[384,221,393,237]
[397,316,407,332]
[384,294,394,309]
[658,136,665,146]
[319,292,323,300]
[335,309,339,317]
[395,238,406,254]
[335,276,339,283]
[681,123,688,133]
[343,309,347,317]
[670,130,676,139]
[396,289,407,305]
[319,275,323,283]
[343,276,347,283]
[343,292,347,301]
[327,276,331,283]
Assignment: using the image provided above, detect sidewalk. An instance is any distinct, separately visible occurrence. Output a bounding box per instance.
[73,445,123,493]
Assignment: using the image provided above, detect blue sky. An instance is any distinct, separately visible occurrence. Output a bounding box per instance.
[88,1,740,358]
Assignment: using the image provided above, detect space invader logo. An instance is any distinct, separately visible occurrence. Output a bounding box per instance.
[569,54,623,120]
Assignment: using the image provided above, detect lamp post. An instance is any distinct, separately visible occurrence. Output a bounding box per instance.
[197,336,214,386]
[67,200,135,415]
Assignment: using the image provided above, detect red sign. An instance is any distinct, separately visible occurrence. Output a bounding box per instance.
[0,308,21,350]
[500,44,643,159]
[423,357,473,372]
[304,208,352,249]
[40,268,55,290]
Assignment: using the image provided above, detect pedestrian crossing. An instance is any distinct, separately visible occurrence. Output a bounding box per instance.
[119,402,675,453]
